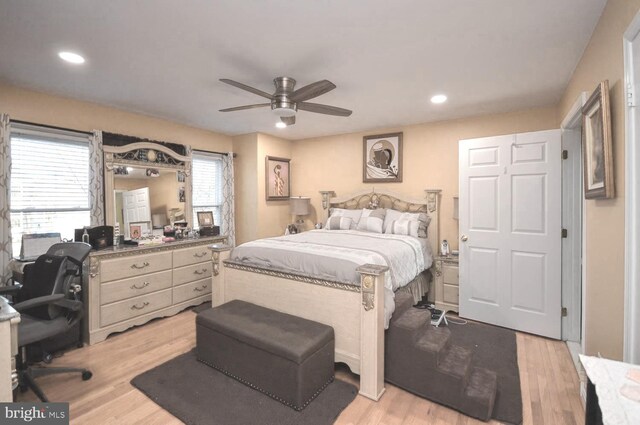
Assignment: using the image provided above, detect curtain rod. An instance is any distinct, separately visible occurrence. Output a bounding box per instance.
[11,119,93,136]
[193,148,237,158]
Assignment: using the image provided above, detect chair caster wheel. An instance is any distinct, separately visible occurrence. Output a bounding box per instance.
[82,371,92,381]
[42,354,53,364]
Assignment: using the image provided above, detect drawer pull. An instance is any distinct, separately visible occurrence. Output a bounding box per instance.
[130,301,150,310]
[131,261,150,270]
[193,268,208,275]
[131,282,150,290]
[194,285,208,292]
[193,252,208,258]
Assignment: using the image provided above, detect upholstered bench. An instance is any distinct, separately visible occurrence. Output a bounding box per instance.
[196,300,335,410]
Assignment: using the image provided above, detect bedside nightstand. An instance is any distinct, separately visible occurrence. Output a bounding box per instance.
[434,256,459,313]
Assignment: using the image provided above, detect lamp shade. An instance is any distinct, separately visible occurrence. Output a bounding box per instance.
[290,197,311,216]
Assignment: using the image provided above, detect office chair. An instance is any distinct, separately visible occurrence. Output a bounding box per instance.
[7,242,93,402]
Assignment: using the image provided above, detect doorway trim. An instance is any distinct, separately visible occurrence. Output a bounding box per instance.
[623,12,640,364]
[560,92,588,353]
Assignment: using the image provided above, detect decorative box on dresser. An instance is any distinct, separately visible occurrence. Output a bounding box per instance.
[434,255,459,313]
[86,236,226,345]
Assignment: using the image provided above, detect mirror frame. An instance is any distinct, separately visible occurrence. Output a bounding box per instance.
[104,141,192,230]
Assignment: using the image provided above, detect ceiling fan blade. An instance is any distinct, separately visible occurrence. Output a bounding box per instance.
[219,79,273,100]
[281,116,296,126]
[219,103,271,112]
[298,102,352,117]
[289,80,336,102]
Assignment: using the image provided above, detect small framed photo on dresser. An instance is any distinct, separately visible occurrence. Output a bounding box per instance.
[197,211,214,227]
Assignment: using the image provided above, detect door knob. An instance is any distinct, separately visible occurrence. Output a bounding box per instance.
[461,235,468,242]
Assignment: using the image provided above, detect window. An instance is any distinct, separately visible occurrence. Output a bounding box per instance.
[191,151,223,229]
[10,123,91,255]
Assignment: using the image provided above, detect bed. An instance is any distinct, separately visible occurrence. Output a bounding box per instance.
[210,189,441,401]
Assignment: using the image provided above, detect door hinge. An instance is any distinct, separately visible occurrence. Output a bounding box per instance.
[562,150,568,160]
[562,307,568,317]
[562,228,568,238]
[628,83,635,107]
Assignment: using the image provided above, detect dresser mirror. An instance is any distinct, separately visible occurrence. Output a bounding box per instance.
[104,141,192,240]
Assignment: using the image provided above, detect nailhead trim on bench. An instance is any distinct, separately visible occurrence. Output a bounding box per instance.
[197,356,335,411]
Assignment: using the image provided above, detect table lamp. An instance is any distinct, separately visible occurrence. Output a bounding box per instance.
[290,196,311,232]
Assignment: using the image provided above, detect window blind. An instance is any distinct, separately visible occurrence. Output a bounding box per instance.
[9,126,91,255]
[192,151,223,229]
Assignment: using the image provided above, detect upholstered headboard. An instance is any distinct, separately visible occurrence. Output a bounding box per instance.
[327,189,441,257]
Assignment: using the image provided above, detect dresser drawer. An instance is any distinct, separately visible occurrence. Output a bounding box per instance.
[173,245,212,268]
[100,289,172,327]
[442,265,459,285]
[100,270,173,305]
[173,262,212,286]
[100,251,172,283]
[173,278,212,304]
[443,284,459,305]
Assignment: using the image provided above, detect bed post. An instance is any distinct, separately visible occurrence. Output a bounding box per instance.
[356,263,388,401]
[210,244,231,307]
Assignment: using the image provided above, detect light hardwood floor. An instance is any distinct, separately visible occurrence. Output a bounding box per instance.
[16,308,585,425]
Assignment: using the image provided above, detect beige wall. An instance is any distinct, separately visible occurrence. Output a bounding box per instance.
[558,0,640,360]
[231,132,293,244]
[232,133,259,245]
[257,134,293,239]
[291,106,558,247]
[0,83,232,152]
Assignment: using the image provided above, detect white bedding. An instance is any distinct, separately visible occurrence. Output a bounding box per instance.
[230,229,433,327]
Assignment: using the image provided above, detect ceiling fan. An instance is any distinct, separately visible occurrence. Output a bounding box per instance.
[219,77,352,126]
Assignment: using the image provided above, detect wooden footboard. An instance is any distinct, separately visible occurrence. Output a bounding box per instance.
[210,245,388,401]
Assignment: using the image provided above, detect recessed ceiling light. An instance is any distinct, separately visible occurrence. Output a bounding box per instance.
[430,94,447,104]
[58,51,85,64]
[275,122,287,129]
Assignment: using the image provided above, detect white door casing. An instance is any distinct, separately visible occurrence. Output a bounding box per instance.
[122,187,151,238]
[624,11,640,364]
[459,129,562,339]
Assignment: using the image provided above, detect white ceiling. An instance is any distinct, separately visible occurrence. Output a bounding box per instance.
[0,0,606,140]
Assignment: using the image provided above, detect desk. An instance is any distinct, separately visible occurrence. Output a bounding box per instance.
[0,296,19,401]
[580,354,640,425]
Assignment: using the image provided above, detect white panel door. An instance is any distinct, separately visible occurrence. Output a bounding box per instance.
[122,187,151,238]
[459,129,562,339]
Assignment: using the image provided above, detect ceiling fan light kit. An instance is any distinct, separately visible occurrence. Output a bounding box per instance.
[219,76,352,126]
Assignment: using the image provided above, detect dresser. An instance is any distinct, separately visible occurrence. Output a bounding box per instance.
[0,296,19,401]
[86,236,225,345]
[434,256,459,313]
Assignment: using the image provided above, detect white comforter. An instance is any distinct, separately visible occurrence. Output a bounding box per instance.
[230,229,433,327]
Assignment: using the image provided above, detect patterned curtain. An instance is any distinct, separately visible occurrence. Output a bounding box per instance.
[222,152,236,246]
[0,114,12,285]
[89,130,105,226]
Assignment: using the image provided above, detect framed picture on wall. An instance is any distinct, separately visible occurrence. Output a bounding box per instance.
[265,156,291,200]
[582,80,614,199]
[363,132,403,183]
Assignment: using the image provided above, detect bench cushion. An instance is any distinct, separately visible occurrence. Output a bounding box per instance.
[196,300,335,410]
[196,300,334,364]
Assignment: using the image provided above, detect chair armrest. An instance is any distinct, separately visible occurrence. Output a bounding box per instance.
[0,284,22,296]
[13,294,64,312]
[53,298,83,312]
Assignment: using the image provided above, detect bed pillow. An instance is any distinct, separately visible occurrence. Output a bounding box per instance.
[327,208,362,229]
[356,208,385,233]
[387,219,420,237]
[383,209,431,238]
[325,216,353,230]
[356,216,384,233]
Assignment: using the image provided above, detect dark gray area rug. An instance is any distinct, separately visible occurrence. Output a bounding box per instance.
[131,350,357,425]
[448,321,522,424]
[192,301,212,314]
